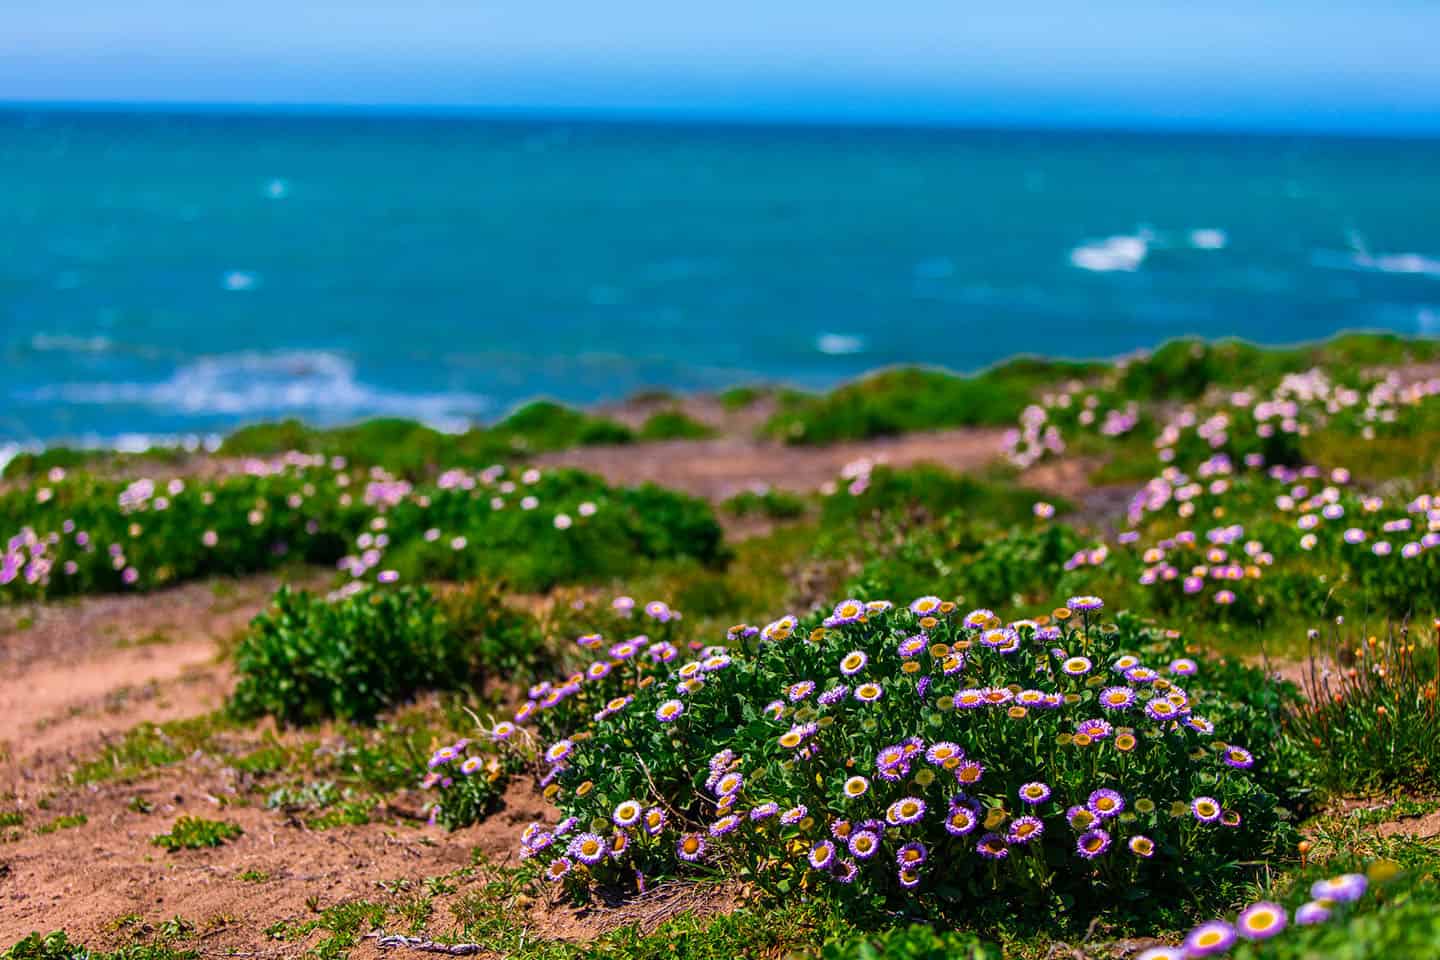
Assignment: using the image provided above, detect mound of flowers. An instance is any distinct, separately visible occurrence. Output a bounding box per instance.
[497,594,1292,912]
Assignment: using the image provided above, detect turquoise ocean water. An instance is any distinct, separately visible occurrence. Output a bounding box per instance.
[2,106,1438,448]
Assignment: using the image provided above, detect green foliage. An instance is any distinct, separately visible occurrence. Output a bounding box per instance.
[494,402,633,451]
[821,465,1049,530]
[1,931,196,960]
[638,410,716,442]
[763,367,1037,445]
[722,488,808,521]
[1283,622,1440,794]
[150,816,242,852]
[819,925,1000,960]
[229,585,487,725]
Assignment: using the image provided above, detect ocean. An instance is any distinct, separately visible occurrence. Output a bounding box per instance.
[3,106,1439,449]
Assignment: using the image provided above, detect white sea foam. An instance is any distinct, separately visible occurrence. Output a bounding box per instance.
[1312,250,1440,278]
[816,333,865,355]
[265,178,289,200]
[30,333,113,353]
[1069,233,1149,273]
[28,350,491,433]
[222,270,259,292]
[1188,228,1228,250]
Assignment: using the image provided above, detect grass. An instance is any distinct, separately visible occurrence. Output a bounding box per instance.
[150,816,242,852]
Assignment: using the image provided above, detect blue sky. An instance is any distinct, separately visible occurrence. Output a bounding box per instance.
[4,1,1439,132]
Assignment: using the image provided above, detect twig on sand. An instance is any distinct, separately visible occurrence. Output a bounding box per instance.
[370,933,485,955]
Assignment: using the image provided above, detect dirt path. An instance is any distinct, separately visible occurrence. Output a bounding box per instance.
[536,427,1011,501]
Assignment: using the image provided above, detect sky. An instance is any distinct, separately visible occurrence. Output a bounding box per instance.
[4,1,1439,133]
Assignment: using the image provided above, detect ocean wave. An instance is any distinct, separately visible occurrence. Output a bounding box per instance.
[1069,233,1149,273]
[1188,229,1228,250]
[27,350,491,432]
[816,333,866,355]
[1312,250,1440,278]
[29,333,114,354]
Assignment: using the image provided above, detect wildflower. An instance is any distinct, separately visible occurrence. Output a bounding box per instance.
[1191,796,1222,823]
[847,829,880,859]
[1088,789,1125,818]
[545,857,573,881]
[642,808,667,835]
[1076,828,1111,859]
[976,832,1009,860]
[1145,699,1179,722]
[897,867,922,889]
[1076,718,1113,740]
[1099,686,1137,710]
[656,699,685,723]
[1312,873,1367,902]
[1295,901,1332,925]
[1184,716,1216,735]
[749,802,779,822]
[1112,654,1141,673]
[1168,658,1198,676]
[1062,656,1093,676]
[1236,901,1287,940]
[809,840,836,869]
[839,650,869,675]
[945,806,978,836]
[953,688,985,709]
[886,797,926,826]
[955,760,985,786]
[829,598,866,625]
[1183,921,1237,957]
[709,814,740,837]
[543,740,574,764]
[896,841,927,867]
[961,608,995,630]
[676,834,706,862]
[926,742,963,766]
[843,776,870,799]
[818,684,849,706]
[854,683,883,703]
[568,833,607,865]
[1222,746,1255,769]
[910,596,943,616]
[1018,782,1051,805]
[897,635,927,658]
[1008,816,1044,844]
[780,805,807,826]
[1067,595,1104,613]
[713,773,746,800]
[832,858,859,884]
[1135,949,1184,960]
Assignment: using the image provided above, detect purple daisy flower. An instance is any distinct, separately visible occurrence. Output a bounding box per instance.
[1008,816,1044,845]
[832,858,859,884]
[944,806,978,836]
[1076,718,1113,740]
[895,841,928,867]
[1067,595,1104,613]
[1076,828,1111,859]
[1087,788,1125,819]
[676,834,706,862]
[818,684,849,706]
[847,829,881,860]
[568,832,607,865]
[1312,873,1367,903]
[976,832,1009,860]
[1236,901,1287,940]
[1222,746,1255,769]
[839,650,869,676]
[1098,686,1137,711]
[1295,901,1332,925]
[897,867,922,889]
[809,840,836,870]
[749,802,779,822]
[1191,796,1223,823]
[829,598,866,626]
[780,804,808,826]
[1183,921,1237,957]
[1018,781,1052,805]
[885,796,926,826]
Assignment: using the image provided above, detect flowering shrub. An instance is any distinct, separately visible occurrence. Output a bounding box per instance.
[229,584,530,725]
[507,595,1293,915]
[0,460,723,602]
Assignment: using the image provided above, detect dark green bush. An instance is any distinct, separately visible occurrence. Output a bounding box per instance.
[229,586,487,725]
[637,410,716,441]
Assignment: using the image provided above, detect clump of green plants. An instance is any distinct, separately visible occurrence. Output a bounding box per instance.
[637,410,716,441]
[229,585,495,725]
[151,816,242,852]
[2,930,197,960]
[485,595,1297,921]
[722,488,808,522]
[1284,621,1440,793]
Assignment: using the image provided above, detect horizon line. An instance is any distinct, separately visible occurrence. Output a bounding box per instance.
[4,98,1439,142]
